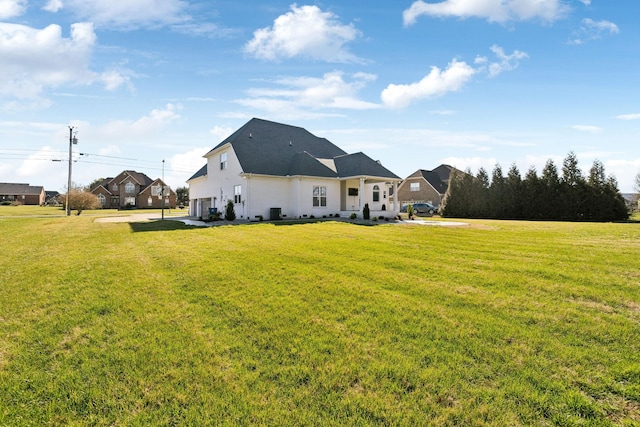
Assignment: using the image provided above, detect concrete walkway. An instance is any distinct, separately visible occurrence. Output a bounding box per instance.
[396,219,468,227]
[95,213,468,227]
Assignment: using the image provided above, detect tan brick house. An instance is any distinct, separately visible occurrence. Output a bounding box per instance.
[396,164,466,209]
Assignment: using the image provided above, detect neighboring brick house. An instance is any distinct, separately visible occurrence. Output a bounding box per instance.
[396,164,466,209]
[0,183,46,205]
[90,170,176,209]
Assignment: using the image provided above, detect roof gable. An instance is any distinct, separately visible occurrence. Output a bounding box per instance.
[188,164,207,181]
[288,152,338,177]
[117,170,153,187]
[207,118,347,176]
[402,164,465,195]
[334,152,400,180]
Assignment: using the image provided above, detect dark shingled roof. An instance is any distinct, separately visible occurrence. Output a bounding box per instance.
[420,170,448,194]
[203,118,400,180]
[414,164,459,195]
[119,170,154,187]
[0,183,44,195]
[287,152,337,177]
[188,164,208,181]
[334,152,400,179]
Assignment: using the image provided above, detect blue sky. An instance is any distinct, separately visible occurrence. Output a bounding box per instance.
[1,0,638,193]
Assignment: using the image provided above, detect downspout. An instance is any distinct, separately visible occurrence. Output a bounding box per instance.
[245,174,250,220]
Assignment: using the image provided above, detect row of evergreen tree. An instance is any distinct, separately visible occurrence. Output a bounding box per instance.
[441,152,629,221]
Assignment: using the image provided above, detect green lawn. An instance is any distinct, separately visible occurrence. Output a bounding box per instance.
[0,214,638,425]
[0,205,186,218]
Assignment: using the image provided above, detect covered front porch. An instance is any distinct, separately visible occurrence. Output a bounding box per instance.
[339,176,399,217]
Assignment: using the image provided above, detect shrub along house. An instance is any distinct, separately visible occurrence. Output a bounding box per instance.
[188,118,401,220]
[0,183,46,205]
[90,170,176,209]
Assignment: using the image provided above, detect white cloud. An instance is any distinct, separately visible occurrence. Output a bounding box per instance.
[235,71,379,120]
[429,110,456,116]
[569,18,619,44]
[616,113,640,121]
[98,145,122,156]
[605,158,640,193]
[244,4,362,63]
[0,22,132,109]
[0,0,26,19]
[209,125,234,141]
[382,45,526,108]
[381,60,475,109]
[578,0,591,5]
[43,0,63,13]
[99,104,182,139]
[403,0,570,26]
[16,146,62,180]
[171,22,239,38]
[100,69,134,91]
[167,147,210,186]
[0,23,94,98]
[572,125,603,133]
[485,45,528,77]
[63,0,189,29]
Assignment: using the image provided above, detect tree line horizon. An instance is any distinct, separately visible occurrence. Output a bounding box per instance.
[441,152,629,221]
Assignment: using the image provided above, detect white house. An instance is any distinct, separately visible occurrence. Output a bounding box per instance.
[188,118,401,220]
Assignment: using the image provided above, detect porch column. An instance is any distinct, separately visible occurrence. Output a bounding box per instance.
[359,178,365,214]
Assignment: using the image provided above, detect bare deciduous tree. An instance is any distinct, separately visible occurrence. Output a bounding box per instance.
[66,189,100,215]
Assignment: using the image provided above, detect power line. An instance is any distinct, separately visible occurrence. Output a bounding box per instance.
[0,152,196,174]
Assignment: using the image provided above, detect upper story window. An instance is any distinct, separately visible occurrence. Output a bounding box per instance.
[220,152,227,170]
[112,184,118,191]
[410,182,420,192]
[234,185,241,203]
[125,182,135,194]
[313,186,327,207]
[373,185,380,202]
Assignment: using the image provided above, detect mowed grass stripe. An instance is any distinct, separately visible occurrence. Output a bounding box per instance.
[0,215,638,425]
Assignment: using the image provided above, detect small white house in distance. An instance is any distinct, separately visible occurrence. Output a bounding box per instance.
[187,118,401,220]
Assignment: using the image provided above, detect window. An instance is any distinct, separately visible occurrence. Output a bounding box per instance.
[112,184,118,191]
[124,197,136,206]
[373,185,380,202]
[234,185,241,203]
[410,182,420,192]
[125,182,135,193]
[151,185,162,197]
[220,152,227,170]
[148,197,153,206]
[97,193,106,206]
[313,186,327,207]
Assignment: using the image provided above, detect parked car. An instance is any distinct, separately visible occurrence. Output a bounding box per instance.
[400,203,438,215]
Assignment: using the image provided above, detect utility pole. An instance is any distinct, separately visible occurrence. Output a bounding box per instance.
[66,126,77,216]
